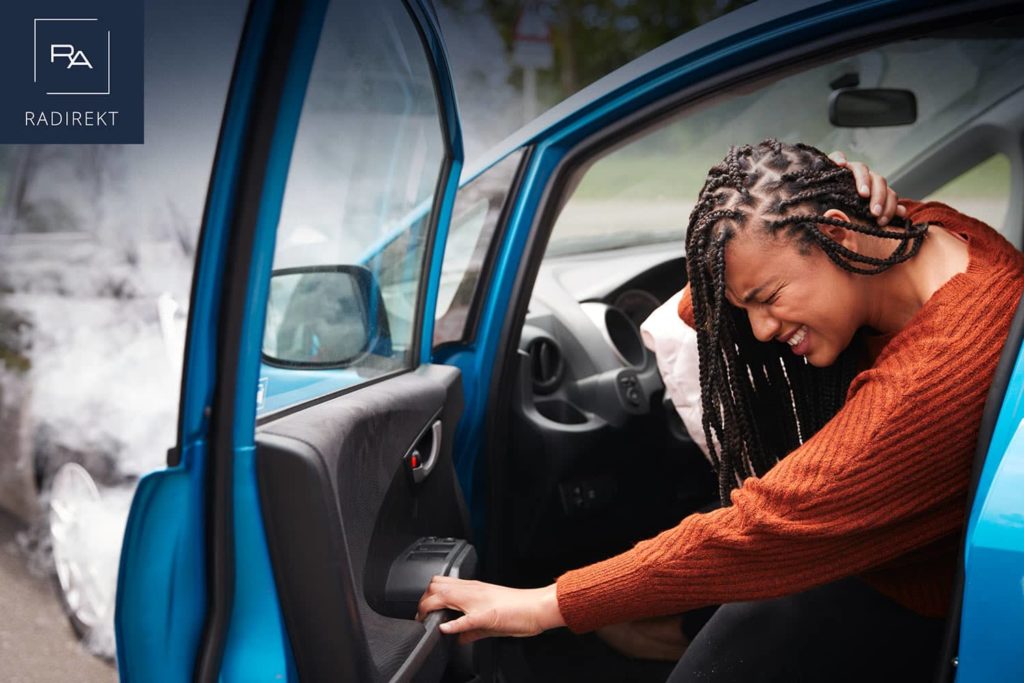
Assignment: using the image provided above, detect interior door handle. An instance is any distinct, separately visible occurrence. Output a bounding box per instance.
[387,610,452,683]
[405,419,442,484]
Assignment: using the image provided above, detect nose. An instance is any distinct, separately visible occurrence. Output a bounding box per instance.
[748,307,782,343]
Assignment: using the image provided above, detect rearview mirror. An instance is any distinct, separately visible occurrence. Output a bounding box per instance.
[829,89,917,127]
[262,265,391,367]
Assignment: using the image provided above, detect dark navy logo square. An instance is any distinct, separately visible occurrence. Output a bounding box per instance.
[0,1,144,143]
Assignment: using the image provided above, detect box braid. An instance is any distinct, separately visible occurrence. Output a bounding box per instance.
[685,139,928,504]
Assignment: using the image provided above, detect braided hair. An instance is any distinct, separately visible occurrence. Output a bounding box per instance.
[686,139,928,504]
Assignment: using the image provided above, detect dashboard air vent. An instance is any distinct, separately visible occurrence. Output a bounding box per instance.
[527,337,564,394]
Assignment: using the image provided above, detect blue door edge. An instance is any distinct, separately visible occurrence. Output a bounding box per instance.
[114,0,279,678]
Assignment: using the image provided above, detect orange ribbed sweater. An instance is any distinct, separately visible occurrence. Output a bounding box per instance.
[556,201,1024,633]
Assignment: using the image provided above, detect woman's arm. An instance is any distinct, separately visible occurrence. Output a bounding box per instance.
[416,156,914,641]
[418,363,968,638]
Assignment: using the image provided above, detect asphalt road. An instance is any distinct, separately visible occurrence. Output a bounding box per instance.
[0,510,117,683]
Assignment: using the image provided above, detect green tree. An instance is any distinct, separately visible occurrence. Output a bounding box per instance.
[444,0,753,103]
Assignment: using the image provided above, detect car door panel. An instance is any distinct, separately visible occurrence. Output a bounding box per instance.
[256,364,471,681]
[114,460,208,680]
[117,0,469,677]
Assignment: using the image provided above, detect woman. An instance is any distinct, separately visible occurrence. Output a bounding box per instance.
[417,140,1024,681]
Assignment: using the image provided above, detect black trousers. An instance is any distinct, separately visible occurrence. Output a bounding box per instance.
[667,578,945,683]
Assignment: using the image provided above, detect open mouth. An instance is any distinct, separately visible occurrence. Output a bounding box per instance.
[784,325,810,356]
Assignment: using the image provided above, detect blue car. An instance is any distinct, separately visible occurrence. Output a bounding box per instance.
[115,0,1024,681]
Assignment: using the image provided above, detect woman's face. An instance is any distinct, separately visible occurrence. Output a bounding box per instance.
[722,226,867,367]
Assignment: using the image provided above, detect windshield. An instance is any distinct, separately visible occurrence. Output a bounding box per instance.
[548,27,1024,257]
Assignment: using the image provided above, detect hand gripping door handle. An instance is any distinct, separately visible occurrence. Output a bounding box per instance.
[405,418,442,484]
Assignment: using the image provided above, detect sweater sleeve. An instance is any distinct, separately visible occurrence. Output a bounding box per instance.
[556,357,978,632]
[677,283,694,328]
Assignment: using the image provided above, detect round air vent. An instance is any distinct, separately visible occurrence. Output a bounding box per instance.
[581,302,647,368]
[527,337,564,394]
[604,306,646,367]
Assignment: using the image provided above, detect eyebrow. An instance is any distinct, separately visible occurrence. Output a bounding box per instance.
[740,285,766,305]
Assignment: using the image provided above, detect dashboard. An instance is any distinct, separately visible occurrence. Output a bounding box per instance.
[504,241,712,582]
[517,241,687,432]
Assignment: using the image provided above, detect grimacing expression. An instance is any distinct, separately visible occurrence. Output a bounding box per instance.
[723,227,867,368]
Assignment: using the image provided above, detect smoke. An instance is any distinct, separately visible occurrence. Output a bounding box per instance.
[1,230,192,663]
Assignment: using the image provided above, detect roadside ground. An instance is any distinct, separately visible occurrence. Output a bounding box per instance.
[0,509,117,683]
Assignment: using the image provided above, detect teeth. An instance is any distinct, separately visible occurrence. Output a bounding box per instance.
[786,326,807,347]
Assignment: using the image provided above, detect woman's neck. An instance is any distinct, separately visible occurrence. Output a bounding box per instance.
[863,226,970,334]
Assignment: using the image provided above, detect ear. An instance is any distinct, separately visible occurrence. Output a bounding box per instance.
[819,208,857,249]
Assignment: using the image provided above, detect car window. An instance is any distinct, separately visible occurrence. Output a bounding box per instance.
[549,23,1024,256]
[259,0,448,414]
[924,154,1010,233]
[433,151,523,347]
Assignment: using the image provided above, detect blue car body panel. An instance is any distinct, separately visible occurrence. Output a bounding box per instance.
[113,442,209,681]
[960,341,1024,682]
[113,0,278,677]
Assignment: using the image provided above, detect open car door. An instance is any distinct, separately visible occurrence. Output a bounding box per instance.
[115,0,473,680]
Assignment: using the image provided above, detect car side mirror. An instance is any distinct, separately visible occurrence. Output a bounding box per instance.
[829,88,917,127]
[262,265,392,367]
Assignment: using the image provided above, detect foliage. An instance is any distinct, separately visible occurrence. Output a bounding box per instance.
[442,0,753,102]
[0,305,32,373]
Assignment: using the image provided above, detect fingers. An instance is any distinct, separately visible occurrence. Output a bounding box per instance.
[831,151,904,225]
[439,613,477,635]
[429,574,471,584]
[851,162,872,200]
[880,185,898,226]
[416,576,459,621]
[416,594,449,621]
[439,607,500,642]
[415,576,486,621]
[868,170,887,220]
[414,577,483,637]
[830,152,870,196]
[415,577,554,642]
